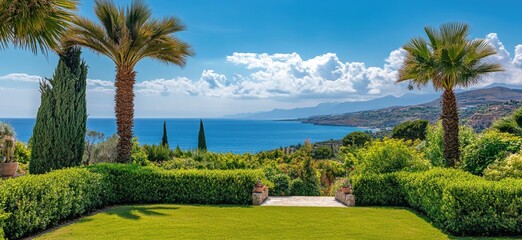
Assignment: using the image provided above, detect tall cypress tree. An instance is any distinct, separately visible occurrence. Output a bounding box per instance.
[29,47,87,174]
[198,119,207,151]
[161,120,169,148]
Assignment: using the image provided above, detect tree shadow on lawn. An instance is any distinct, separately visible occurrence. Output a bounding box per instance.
[368,206,522,240]
[106,205,179,220]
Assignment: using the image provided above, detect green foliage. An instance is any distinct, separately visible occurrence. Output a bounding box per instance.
[353,168,522,236]
[492,106,522,135]
[131,138,149,166]
[88,164,263,205]
[342,131,372,148]
[144,144,174,162]
[161,121,169,148]
[391,120,428,141]
[267,174,291,196]
[0,164,264,239]
[89,134,119,164]
[198,119,207,151]
[422,122,476,167]
[30,48,87,174]
[484,153,522,180]
[0,168,105,239]
[351,173,405,206]
[355,138,430,174]
[13,142,30,164]
[312,145,334,159]
[462,130,522,175]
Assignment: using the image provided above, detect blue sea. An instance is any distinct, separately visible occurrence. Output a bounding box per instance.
[0,118,360,153]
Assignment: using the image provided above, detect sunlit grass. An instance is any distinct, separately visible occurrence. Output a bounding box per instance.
[34,204,468,240]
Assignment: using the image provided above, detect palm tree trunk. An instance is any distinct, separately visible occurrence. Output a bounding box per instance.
[441,88,459,167]
[115,66,135,163]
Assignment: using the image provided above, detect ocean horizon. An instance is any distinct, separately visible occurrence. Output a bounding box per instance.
[0,118,360,153]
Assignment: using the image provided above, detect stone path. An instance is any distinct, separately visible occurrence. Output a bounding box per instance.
[261,196,346,207]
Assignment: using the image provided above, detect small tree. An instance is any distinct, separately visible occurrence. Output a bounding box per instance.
[392,120,429,141]
[84,130,105,165]
[161,121,169,148]
[342,131,372,148]
[198,119,207,151]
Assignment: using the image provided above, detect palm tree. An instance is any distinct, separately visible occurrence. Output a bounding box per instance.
[397,23,502,167]
[62,0,193,162]
[0,0,78,53]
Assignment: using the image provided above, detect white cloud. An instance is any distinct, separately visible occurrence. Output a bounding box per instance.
[0,73,41,83]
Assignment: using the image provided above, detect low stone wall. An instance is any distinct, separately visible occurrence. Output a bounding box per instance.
[252,187,269,205]
[335,191,355,206]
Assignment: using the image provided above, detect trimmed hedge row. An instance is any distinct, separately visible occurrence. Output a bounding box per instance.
[352,168,522,236]
[0,164,263,239]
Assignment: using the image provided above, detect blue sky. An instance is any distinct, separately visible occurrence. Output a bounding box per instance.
[1,0,522,117]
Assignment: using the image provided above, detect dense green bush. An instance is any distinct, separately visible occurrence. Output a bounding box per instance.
[342,131,372,148]
[422,122,476,167]
[391,120,429,141]
[88,164,263,205]
[268,174,291,196]
[484,153,522,180]
[0,168,106,239]
[88,134,119,164]
[144,144,174,162]
[312,145,334,159]
[462,130,522,175]
[353,168,522,236]
[131,138,149,166]
[351,173,405,206]
[0,164,264,239]
[355,138,430,174]
[13,142,31,164]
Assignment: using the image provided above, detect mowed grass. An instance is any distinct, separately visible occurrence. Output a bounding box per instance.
[35,204,510,240]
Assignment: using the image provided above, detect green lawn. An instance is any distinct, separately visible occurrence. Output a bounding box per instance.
[36,205,517,240]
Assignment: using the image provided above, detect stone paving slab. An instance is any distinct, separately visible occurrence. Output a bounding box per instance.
[261,196,346,207]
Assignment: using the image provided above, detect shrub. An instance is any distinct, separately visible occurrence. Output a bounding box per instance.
[0,164,264,239]
[484,153,522,180]
[392,120,429,141]
[0,168,106,239]
[144,144,174,162]
[13,142,30,164]
[89,134,119,164]
[353,168,522,236]
[268,174,291,196]
[462,130,522,175]
[312,145,334,159]
[355,138,430,174]
[131,138,149,166]
[88,164,263,205]
[351,173,405,206]
[423,122,476,167]
[342,131,372,148]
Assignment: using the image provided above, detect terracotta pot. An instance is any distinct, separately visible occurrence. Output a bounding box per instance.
[253,186,264,193]
[341,186,352,194]
[0,162,18,177]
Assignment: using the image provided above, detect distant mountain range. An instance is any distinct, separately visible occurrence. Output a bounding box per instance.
[301,86,522,131]
[226,93,440,119]
[226,83,522,120]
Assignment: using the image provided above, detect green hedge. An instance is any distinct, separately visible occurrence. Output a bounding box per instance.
[353,168,522,236]
[0,168,106,239]
[351,173,405,206]
[88,164,263,205]
[0,164,263,239]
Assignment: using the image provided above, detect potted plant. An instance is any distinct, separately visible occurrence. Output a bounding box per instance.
[340,178,352,194]
[0,123,17,178]
[253,179,265,193]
